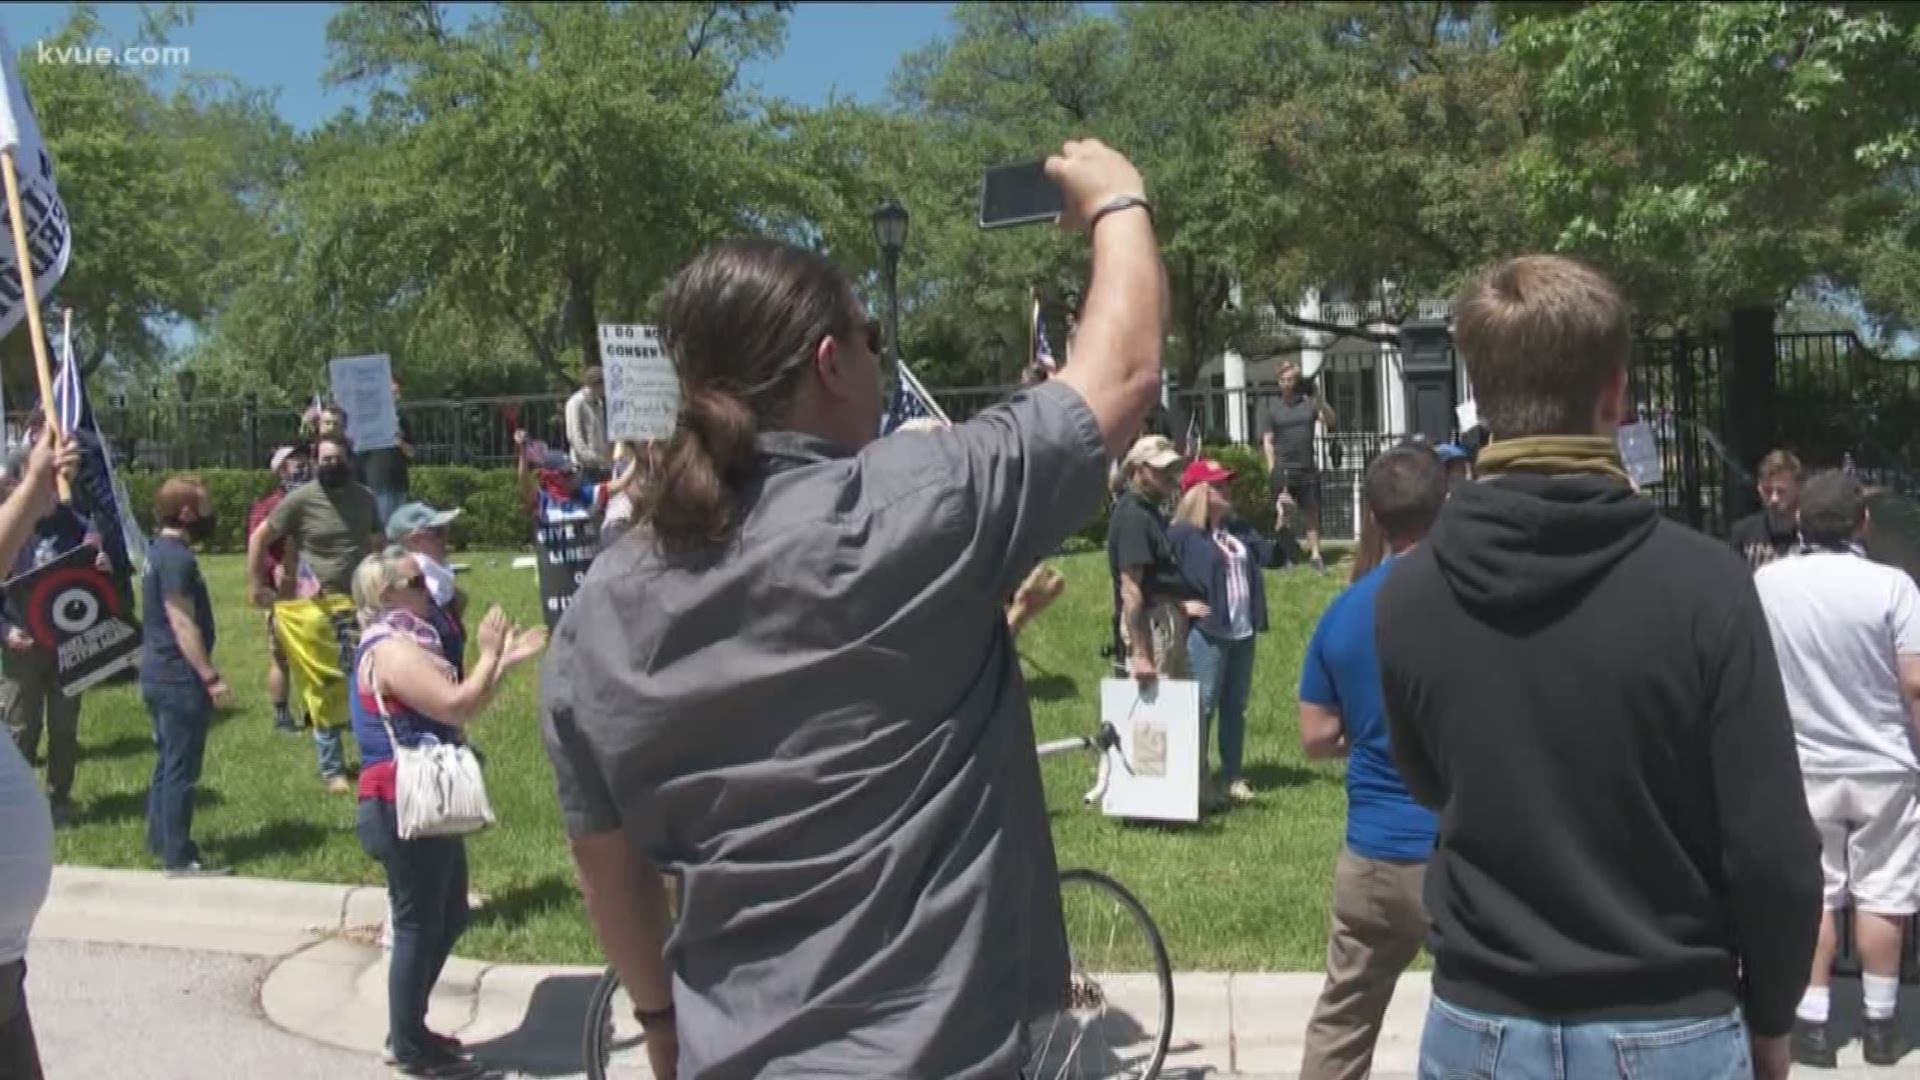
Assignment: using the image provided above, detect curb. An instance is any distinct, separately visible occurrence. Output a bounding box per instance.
[36,865,388,958]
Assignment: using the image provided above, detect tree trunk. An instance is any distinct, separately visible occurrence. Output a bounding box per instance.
[571,266,599,373]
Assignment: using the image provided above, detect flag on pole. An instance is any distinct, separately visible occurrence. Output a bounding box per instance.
[1183,408,1201,457]
[54,317,146,577]
[0,28,71,340]
[1032,297,1056,372]
[880,361,950,436]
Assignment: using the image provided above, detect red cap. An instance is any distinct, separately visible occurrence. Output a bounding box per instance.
[1180,458,1235,491]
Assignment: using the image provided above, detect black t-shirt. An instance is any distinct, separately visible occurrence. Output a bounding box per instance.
[1260,394,1319,472]
[1729,511,1797,571]
[141,535,215,689]
[1107,490,1193,650]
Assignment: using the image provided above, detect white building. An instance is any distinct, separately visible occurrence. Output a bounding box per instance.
[1193,286,1461,446]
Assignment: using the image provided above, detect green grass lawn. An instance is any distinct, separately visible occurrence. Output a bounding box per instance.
[47,548,1357,971]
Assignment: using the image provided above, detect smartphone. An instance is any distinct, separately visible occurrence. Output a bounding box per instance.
[979,160,1065,230]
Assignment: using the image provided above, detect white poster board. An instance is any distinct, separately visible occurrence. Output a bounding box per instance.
[328,353,399,451]
[1617,421,1662,488]
[1455,399,1479,433]
[598,324,679,442]
[1099,678,1201,823]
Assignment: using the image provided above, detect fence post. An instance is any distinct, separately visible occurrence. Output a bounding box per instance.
[451,404,464,468]
[244,394,259,470]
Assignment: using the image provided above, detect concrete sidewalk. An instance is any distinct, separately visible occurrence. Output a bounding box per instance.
[31,865,1920,1078]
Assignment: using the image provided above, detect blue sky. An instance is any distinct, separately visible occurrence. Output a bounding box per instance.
[5,1,963,124]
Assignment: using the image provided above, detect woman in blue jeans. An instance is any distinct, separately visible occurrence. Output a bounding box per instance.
[348,550,544,1079]
[1170,458,1272,813]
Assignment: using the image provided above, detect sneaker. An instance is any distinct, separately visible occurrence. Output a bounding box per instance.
[273,708,297,733]
[47,799,75,828]
[164,861,234,879]
[1226,779,1255,803]
[1864,1017,1910,1066]
[383,1035,468,1067]
[1311,553,1327,574]
[1791,1019,1836,1068]
[326,775,352,795]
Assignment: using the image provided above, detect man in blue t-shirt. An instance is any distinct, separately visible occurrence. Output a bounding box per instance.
[1296,442,1446,1080]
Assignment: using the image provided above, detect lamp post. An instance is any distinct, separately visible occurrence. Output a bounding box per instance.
[872,199,909,371]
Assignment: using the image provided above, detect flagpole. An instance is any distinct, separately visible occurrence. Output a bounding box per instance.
[2,147,65,500]
[1027,290,1037,379]
[898,363,951,425]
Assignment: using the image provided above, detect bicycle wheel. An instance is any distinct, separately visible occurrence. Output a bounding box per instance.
[1025,868,1174,1080]
[582,964,652,1080]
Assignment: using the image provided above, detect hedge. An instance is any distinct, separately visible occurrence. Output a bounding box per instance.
[121,468,531,554]
[124,445,1282,555]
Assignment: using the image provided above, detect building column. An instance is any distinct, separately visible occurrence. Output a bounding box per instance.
[1224,348,1248,444]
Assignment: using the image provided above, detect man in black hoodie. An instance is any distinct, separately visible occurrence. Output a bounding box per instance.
[1376,255,1820,1080]
[1728,449,1805,570]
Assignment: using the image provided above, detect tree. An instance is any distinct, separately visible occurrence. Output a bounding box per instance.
[1506,1,1920,325]
[9,5,289,396]
[309,1,788,384]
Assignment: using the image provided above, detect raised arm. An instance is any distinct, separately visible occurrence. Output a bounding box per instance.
[1049,141,1168,459]
[0,431,77,576]
[247,516,284,609]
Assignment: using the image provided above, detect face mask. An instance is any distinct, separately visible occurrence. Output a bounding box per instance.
[283,464,312,489]
[414,554,457,608]
[317,462,350,488]
[183,515,216,543]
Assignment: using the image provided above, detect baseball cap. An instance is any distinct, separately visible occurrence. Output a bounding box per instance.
[1435,442,1472,462]
[1122,435,1182,473]
[386,502,463,542]
[1180,458,1235,491]
[269,445,307,473]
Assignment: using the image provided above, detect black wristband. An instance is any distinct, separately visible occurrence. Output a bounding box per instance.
[1089,195,1153,232]
[634,1003,675,1026]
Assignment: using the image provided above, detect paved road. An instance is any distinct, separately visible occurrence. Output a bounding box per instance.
[29,939,396,1079]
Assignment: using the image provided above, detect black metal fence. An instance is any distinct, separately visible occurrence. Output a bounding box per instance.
[27,328,1915,545]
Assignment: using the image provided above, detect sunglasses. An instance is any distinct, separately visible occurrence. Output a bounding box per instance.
[399,574,428,593]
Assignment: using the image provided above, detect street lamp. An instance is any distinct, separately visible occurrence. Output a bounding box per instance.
[872,198,909,369]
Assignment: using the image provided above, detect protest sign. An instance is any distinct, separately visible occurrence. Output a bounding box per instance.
[7,544,141,696]
[522,436,603,628]
[0,28,71,343]
[1099,678,1201,823]
[1617,420,1662,488]
[328,354,400,451]
[598,324,679,442]
[534,498,600,630]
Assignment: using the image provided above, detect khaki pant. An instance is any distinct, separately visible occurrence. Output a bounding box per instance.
[1119,597,1190,679]
[1300,849,1428,1080]
[3,648,79,805]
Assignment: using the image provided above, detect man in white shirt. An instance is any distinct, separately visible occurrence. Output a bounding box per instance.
[564,367,610,479]
[1756,470,1920,1070]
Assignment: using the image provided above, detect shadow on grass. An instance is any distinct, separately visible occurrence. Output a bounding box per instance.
[1026,673,1079,702]
[213,818,331,866]
[81,732,154,763]
[463,971,602,1077]
[79,786,225,826]
[1242,762,1328,791]
[471,874,577,934]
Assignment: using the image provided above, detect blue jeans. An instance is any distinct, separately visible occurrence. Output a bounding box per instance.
[314,727,347,780]
[1420,997,1752,1079]
[143,681,212,869]
[1187,628,1256,781]
[357,798,470,1067]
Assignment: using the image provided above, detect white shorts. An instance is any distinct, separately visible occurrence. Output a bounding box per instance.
[1806,774,1920,914]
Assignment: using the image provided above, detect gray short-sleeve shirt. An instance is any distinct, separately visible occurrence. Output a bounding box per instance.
[540,379,1107,1080]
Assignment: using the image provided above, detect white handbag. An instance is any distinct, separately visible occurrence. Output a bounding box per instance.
[375,674,495,840]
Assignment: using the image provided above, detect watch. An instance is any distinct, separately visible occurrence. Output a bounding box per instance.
[634,1003,676,1027]
[1089,194,1154,232]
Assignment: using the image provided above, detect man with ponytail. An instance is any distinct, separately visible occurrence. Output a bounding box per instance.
[542,139,1165,1080]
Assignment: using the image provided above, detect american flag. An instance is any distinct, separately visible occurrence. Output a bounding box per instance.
[880,361,950,436]
[1033,299,1056,372]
